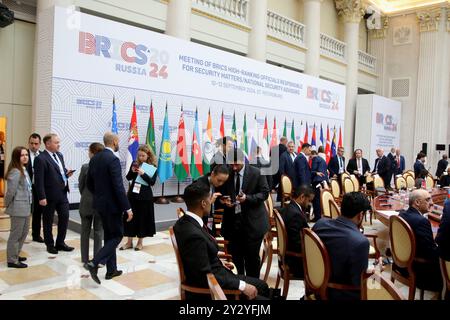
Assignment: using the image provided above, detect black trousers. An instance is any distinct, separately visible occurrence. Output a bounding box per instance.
[93,211,123,273]
[31,186,44,239]
[42,196,69,247]
[229,231,264,279]
[312,182,322,220]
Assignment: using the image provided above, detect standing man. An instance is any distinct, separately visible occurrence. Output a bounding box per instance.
[310,150,328,222]
[414,152,426,178]
[394,148,406,175]
[294,143,312,188]
[34,133,75,254]
[373,148,391,189]
[26,133,44,243]
[279,141,297,183]
[328,146,346,182]
[220,149,269,278]
[272,136,288,200]
[346,149,370,186]
[436,154,448,178]
[84,132,133,284]
[387,148,397,187]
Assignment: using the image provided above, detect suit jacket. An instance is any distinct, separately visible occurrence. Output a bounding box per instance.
[4,168,32,217]
[279,152,297,181]
[436,159,448,178]
[252,156,273,189]
[78,163,96,218]
[328,155,345,178]
[436,201,450,261]
[387,153,396,172]
[87,149,130,215]
[312,217,369,300]
[394,155,406,175]
[346,158,370,177]
[173,214,240,291]
[126,164,157,200]
[311,155,328,184]
[414,160,425,178]
[219,165,270,240]
[34,150,69,202]
[272,143,288,188]
[439,174,450,187]
[294,153,311,188]
[373,156,391,186]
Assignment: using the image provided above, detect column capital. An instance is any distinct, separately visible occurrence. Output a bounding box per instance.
[416,7,441,32]
[335,0,364,23]
[369,16,389,39]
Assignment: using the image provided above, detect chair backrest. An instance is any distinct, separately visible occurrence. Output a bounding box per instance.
[365,173,374,184]
[440,258,450,297]
[281,175,293,198]
[273,209,287,260]
[405,175,415,189]
[302,228,330,299]
[350,174,360,192]
[340,172,351,185]
[329,199,341,219]
[320,190,335,218]
[265,193,274,219]
[177,207,186,218]
[343,177,355,194]
[395,176,407,190]
[425,174,435,189]
[169,226,187,285]
[207,273,227,300]
[405,170,415,179]
[373,174,385,189]
[389,215,416,269]
[330,179,341,198]
[361,273,404,300]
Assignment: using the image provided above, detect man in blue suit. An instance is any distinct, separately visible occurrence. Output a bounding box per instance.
[414,152,426,178]
[312,192,370,300]
[85,132,133,284]
[293,143,311,188]
[394,148,406,175]
[311,150,328,221]
[34,133,75,254]
[398,189,442,293]
[279,141,297,183]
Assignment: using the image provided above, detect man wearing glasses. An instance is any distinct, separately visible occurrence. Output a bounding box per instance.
[398,189,443,295]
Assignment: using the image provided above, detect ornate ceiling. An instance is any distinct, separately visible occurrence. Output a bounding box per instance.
[367,0,449,14]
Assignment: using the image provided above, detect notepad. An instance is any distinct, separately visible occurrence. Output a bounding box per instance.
[377,210,399,217]
[135,162,157,186]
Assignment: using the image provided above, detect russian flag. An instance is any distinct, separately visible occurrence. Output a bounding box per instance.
[126,99,139,172]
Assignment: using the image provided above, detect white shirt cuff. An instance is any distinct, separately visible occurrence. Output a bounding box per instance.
[239,281,246,291]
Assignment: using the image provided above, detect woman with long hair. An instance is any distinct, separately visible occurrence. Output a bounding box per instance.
[4,146,32,268]
[120,144,157,251]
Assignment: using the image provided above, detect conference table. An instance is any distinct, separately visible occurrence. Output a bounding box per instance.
[373,188,447,231]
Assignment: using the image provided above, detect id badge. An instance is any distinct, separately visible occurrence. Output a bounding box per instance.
[235,203,242,214]
[132,183,142,194]
[0,154,4,161]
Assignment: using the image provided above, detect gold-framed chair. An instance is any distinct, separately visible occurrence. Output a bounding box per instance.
[425,173,435,189]
[350,174,360,192]
[440,258,450,300]
[405,174,415,189]
[361,272,404,300]
[169,227,240,300]
[329,199,341,219]
[280,174,293,208]
[340,172,351,187]
[395,176,407,191]
[261,193,277,281]
[343,177,355,194]
[330,179,342,204]
[320,189,335,219]
[405,170,415,179]
[373,174,385,191]
[207,273,227,300]
[273,208,304,298]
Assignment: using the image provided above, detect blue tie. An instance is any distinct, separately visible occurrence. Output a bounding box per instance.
[53,153,67,185]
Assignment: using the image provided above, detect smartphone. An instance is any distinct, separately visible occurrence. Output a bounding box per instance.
[132,161,139,169]
[68,169,76,173]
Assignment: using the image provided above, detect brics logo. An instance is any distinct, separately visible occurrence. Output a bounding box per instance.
[306,86,339,111]
[376,113,398,132]
[76,99,102,109]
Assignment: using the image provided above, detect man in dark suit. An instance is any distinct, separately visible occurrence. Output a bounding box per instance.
[26,133,44,243]
[310,150,328,221]
[272,137,288,200]
[279,141,297,182]
[346,149,370,186]
[398,189,443,292]
[174,182,269,300]
[394,148,406,175]
[84,132,133,284]
[328,146,346,182]
[439,168,450,187]
[436,201,450,262]
[281,185,314,277]
[436,154,448,178]
[293,143,312,188]
[414,152,426,178]
[387,148,397,187]
[219,149,270,278]
[373,148,391,189]
[312,192,371,300]
[34,133,75,254]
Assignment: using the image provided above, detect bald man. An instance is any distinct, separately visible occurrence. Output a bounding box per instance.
[398,189,442,293]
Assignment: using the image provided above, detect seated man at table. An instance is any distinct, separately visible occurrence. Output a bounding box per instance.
[312,192,370,300]
[398,189,443,293]
[281,185,315,278]
[439,167,450,187]
[436,200,450,261]
[173,182,269,300]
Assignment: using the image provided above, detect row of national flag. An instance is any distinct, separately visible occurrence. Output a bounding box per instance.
[112,98,344,183]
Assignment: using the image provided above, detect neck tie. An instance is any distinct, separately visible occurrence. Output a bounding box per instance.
[202,224,217,244]
[53,153,58,163]
[235,172,241,196]
[397,157,400,168]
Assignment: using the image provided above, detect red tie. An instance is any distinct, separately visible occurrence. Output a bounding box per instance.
[203,224,217,244]
[309,158,312,168]
[397,158,400,168]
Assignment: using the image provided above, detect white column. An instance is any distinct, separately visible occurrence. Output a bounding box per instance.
[335,0,363,159]
[165,0,192,40]
[304,0,322,77]
[415,7,449,174]
[368,17,388,95]
[32,0,73,133]
[247,0,268,62]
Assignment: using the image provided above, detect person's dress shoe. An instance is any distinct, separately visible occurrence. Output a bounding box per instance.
[84,261,101,284]
[55,244,74,252]
[8,262,27,268]
[18,256,27,262]
[47,246,58,254]
[105,270,123,280]
[33,236,44,243]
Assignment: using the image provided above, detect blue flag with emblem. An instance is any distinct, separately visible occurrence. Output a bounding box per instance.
[157,103,173,183]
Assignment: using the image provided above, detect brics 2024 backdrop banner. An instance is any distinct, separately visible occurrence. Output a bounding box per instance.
[51,6,346,203]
